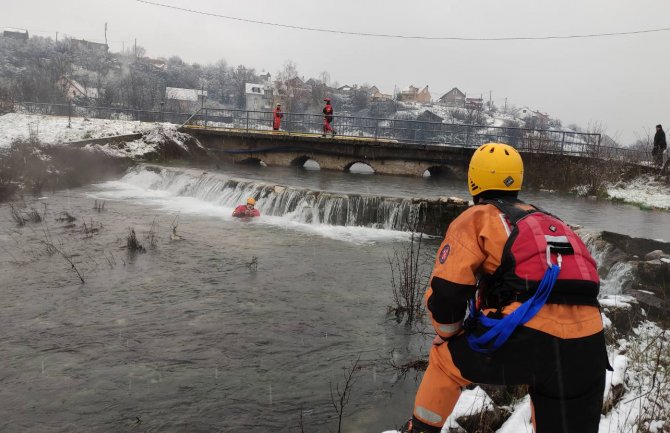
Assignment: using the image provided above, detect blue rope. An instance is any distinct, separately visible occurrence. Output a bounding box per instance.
[467,264,561,353]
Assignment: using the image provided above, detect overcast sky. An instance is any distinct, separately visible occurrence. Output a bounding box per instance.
[4,0,670,143]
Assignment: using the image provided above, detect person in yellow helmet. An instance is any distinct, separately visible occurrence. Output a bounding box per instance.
[400,143,608,433]
[232,197,260,218]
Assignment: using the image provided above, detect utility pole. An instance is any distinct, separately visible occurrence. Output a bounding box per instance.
[134,38,137,57]
[55,31,58,42]
[489,90,492,110]
[104,22,107,46]
[504,97,507,113]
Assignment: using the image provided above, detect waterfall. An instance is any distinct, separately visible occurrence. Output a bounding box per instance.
[118,165,423,231]
[581,230,634,295]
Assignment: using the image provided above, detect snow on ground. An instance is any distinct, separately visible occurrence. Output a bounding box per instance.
[600,320,670,433]
[606,175,670,210]
[443,387,495,429]
[0,113,170,148]
[384,316,670,433]
[84,124,195,159]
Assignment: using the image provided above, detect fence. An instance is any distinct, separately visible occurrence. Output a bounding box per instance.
[14,101,193,125]
[11,102,650,163]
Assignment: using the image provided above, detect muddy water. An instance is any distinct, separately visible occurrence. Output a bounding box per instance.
[0,189,428,433]
[0,162,667,432]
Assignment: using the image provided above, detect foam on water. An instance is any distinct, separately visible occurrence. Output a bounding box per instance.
[92,166,412,244]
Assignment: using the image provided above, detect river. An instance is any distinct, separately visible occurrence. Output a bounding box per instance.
[0,161,667,432]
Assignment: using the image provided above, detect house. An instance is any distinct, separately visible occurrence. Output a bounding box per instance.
[283,76,312,101]
[465,97,484,110]
[57,76,100,101]
[245,82,273,111]
[68,38,109,53]
[3,28,28,41]
[147,57,167,70]
[417,86,431,104]
[259,72,272,83]
[367,85,391,102]
[438,88,466,107]
[417,110,444,123]
[338,84,353,92]
[370,89,393,102]
[398,85,431,104]
[517,107,550,126]
[517,107,534,118]
[165,87,207,112]
[534,111,550,125]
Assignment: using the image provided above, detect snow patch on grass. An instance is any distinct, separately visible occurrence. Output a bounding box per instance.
[606,175,670,211]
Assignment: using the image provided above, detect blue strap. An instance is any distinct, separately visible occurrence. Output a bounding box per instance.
[467,265,561,353]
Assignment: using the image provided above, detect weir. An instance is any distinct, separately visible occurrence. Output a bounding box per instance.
[126,165,469,236]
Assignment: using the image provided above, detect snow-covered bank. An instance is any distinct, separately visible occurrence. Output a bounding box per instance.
[606,175,670,211]
[0,113,170,148]
[0,114,207,202]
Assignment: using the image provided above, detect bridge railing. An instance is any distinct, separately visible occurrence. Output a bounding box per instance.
[9,102,651,163]
[186,107,617,157]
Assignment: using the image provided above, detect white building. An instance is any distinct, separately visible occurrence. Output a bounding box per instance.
[165,87,207,112]
[245,83,273,111]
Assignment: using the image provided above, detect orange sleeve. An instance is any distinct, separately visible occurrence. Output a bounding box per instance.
[425,205,508,338]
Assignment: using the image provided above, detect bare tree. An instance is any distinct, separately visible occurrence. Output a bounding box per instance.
[329,355,361,433]
[388,209,430,325]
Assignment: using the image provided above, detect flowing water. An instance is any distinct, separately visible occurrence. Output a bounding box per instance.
[0,161,667,432]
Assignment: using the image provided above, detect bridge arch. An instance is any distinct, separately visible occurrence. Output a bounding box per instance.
[345,161,376,174]
[290,155,321,170]
[423,165,459,178]
[237,157,266,166]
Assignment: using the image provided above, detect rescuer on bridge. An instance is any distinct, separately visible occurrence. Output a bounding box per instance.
[272,103,283,131]
[232,197,260,218]
[400,143,608,433]
[322,98,336,137]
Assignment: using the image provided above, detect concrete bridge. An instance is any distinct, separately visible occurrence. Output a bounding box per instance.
[184,126,478,177]
[181,125,658,194]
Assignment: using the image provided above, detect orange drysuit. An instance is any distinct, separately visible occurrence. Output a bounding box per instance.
[411,199,608,433]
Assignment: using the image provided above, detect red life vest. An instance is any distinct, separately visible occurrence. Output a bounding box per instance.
[480,198,600,307]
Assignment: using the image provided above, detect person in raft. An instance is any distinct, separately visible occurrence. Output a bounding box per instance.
[232,197,260,218]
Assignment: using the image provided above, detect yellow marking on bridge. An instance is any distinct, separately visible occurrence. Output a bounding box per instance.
[181,125,398,144]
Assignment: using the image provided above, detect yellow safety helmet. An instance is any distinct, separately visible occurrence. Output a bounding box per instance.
[246,197,256,205]
[468,143,524,196]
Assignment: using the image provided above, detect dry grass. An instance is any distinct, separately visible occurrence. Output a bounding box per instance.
[126,228,146,253]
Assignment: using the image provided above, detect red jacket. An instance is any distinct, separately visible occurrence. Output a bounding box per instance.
[273,108,283,129]
[232,205,260,218]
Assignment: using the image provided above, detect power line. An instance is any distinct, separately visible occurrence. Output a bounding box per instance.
[137,0,670,41]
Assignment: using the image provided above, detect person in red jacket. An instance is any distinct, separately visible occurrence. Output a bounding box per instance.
[272,103,283,131]
[232,197,260,218]
[322,98,336,137]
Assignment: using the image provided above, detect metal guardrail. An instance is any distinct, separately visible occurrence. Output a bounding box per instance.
[11,101,652,163]
[14,101,193,125]
[182,108,654,163]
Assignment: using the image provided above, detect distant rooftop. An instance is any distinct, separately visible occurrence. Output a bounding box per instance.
[4,28,28,34]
